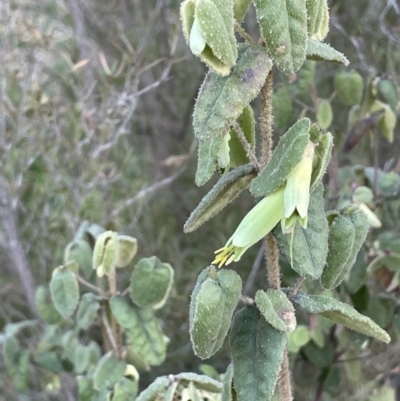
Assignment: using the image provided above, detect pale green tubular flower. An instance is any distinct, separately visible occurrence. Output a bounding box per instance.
[281,141,315,233]
[213,186,285,267]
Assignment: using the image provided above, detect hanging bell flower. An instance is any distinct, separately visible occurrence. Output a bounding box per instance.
[213,186,285,267]
[281,141,315,232]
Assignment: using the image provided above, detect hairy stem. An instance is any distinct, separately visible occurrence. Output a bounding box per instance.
[232,121,260,170]
[234,21,255,45]
[259,70,293,401]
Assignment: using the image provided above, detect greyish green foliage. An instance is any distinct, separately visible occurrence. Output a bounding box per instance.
[229,106,256,167]
[190,266,242,359]
[184,164,256,233]
[194,44,272,141]
[255,289,296,332]
[129,256,174,309]
[274,183,329,278]
[50,265,80,318]
[221,364,237,401]
[321,205,369,289]
[250,118,311,197]
[253,0,307,74]
[305,39,349,65]
[180,0,237,75]
[309,126,333,191]
[93,352,127,391]
[334,70,364,106]
[230,306,287,401]
[110,296,168,367]
[291,292,391,343]
[35,285,63,325]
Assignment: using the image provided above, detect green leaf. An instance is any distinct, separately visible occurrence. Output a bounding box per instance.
[163,382,178,401]
[250,118,310,197]
[76,292,100,330]
[291,292,391,343]
[274,183,329,279]
[181,0,237,76]
[309,126,333,191]
[255,289,296,332]
[110,296,168,367]
[221,364,237,401]
[175,372,223,393]
[130,257,174,309]
[196,0,237,66]
[65,237,92,275]
[71,339,91,374]
[229,106,256,167]
[345,249,367,294]
[34,351,64,373]
[233,0,252,22]
[196,136,224,186]
[78,377,95,401]
[334,70,364,106]
[184,164,255,233]
[272,86,294,129]
[230,306,286,401]
[254,0,307,74]
[92,231,119,277]
[136,377,170,401]
[116,235,138,268]
[93,352,126,391]
[321,214,356,289]
[50,266,79,318]
[190,267,242,359]
[378,77,398,113]
[113,377,139,401]
[316,100,333,130]
[193,44,272,141]
[306,39,349,65]
[287,325,310,353]
[35,285,63,324]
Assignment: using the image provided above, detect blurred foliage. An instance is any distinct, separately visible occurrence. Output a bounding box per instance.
[0,0,400,400]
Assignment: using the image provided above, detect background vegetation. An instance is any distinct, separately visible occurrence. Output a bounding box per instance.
[0,0,399,399]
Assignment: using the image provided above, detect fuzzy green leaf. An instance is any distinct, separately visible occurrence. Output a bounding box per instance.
[291,292,391,343]
[334,70,364,106]
[254,0,307,74]
[110,296,168,367]
[230,306,286,401]
[93,352,126,391]
[229,106,256,167]
[35,285,63,324]
[316,99,333,130]
[190,266,242,359]
[321,214,355,289]
[196,136,224,186]
[175,372,223,393]
[130,257,174,309]
[136,377,170,401]
[194,44,272,141]
[233,0,252,22]
[250,118,310,197]
[64,238,93,279]
[221,364,237,401]
[274,183,329,279]
[76,292,100,330]
[113,377,139,401]
[117,235,137,268]
[309,126,333,191]
[50,266,79,318]
[306,39,349,65]
[185,164,255,233]
[255,289,296,332]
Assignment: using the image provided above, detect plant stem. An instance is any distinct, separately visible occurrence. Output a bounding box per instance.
[259,70,293,401]
[76,274,106,296]
[232,121,261,170]
[108,270,123,358]
[234,21,255,45]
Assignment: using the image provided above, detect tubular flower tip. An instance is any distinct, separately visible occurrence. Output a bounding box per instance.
[212,186,285,267]
[281,141,315,233]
